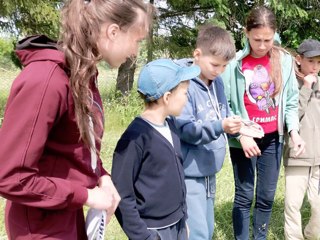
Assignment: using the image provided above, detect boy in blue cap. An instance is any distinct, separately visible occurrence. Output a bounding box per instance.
[111,59,201,240]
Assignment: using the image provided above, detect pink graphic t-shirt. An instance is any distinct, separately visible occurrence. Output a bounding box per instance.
[242,54,278,134]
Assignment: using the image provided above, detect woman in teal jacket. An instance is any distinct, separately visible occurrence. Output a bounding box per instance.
[221,6,305,240]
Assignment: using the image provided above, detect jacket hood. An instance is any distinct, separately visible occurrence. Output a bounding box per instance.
[15,35,66,69]
[236,39,251,61]
[174,58,210,90]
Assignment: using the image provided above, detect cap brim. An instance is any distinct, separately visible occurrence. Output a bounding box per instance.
[303,50,320,58]
[177,65,201,82]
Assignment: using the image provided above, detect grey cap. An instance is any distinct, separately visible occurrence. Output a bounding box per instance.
[297,39,320,58]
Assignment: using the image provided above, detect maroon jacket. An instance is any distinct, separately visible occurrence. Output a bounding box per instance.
[0,35,106,239]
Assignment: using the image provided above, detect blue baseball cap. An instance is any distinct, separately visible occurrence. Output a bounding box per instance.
[138,59,201,102]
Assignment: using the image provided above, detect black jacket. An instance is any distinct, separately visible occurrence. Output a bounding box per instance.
[111,117,187,240]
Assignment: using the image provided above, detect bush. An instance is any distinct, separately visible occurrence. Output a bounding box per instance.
[0,37,16,70]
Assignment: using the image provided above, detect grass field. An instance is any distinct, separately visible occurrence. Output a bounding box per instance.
[0,68,312,239]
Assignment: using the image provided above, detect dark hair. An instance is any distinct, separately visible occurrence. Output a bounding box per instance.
[246,6,284,97]
[246,6,277,32]
[196,24,236,61]
[60,0,154,148]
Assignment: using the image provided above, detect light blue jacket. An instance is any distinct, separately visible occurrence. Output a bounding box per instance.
[174,59,229,177]
[220,41,299,148]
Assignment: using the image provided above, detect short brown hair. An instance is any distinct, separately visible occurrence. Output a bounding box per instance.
[196,24,236,61]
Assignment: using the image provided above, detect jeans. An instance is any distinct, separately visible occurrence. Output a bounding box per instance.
[185,175,216,240]
[230,132,282,240]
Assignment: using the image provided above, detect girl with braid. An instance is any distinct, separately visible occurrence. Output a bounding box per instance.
[0,0,154,239]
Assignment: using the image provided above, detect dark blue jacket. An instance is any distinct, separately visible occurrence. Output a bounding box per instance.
[111,117,186,240]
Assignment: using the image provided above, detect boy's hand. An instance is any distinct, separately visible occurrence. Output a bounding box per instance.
[303,74,317,89]
[239,135,261,158]
[222,115,242,134]
[290,130,305,158]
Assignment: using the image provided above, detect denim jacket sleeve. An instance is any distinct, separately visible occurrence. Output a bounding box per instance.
[174,92,224,146]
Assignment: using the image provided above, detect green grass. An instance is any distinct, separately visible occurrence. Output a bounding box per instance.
[0,67,312,239]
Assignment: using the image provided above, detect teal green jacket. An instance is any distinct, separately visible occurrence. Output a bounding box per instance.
[221,41,299,148]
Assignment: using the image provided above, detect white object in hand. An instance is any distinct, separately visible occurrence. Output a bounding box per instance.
[240,120,264,138]
[86,208,107,240]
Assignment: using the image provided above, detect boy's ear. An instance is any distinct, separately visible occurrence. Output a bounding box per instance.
[296,55,302,65]
[193,48,202,61]
[163,92,171,105]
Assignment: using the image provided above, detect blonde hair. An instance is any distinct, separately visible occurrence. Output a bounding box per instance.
[59,0,154,148]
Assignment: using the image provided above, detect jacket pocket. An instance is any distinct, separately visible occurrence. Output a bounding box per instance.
[286,126,314,160]
[184,146,226,176]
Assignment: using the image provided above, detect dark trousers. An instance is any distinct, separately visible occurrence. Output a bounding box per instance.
[151,218,188,240]
[230,132,282,240]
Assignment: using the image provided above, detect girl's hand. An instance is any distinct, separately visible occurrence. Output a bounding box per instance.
[303,74,317,89]
[239,135,261,158]
[98,175,121,223]
[290,130,305,157]
[86,175,121,223]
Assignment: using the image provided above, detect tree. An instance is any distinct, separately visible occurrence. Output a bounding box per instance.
[0,0,61,38]
[0,0,148,95]
[154,0,320,53]
[270,0,320,49]
[0,38,16,69]
[0,0,62,69]
[116,57,137,95]
[1,0,320,94]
